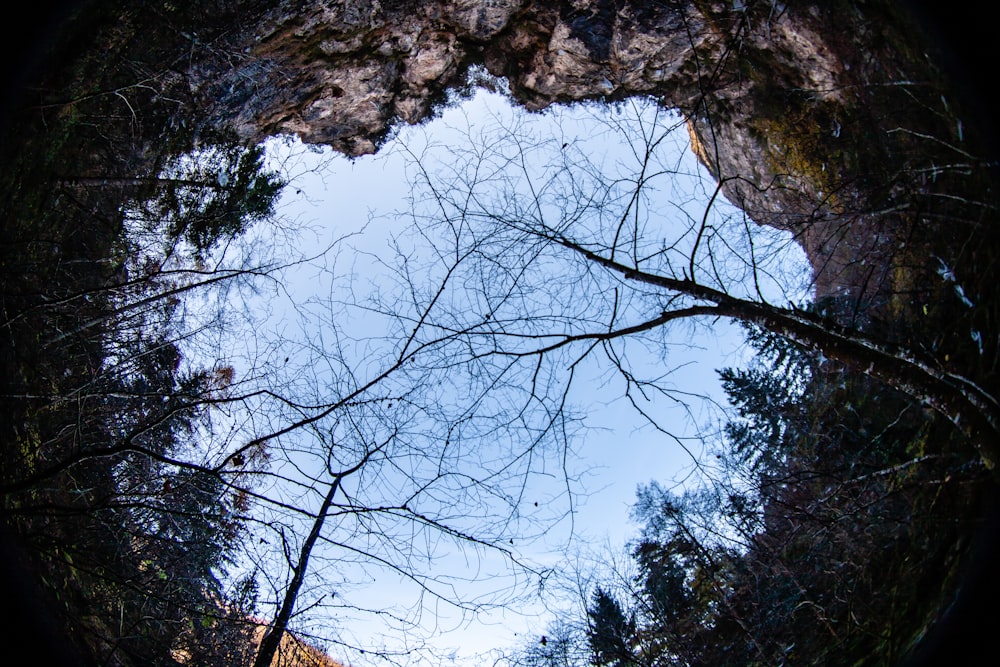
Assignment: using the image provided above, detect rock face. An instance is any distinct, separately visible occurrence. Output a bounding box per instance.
[213,0,712,154]
[191,0,980,313]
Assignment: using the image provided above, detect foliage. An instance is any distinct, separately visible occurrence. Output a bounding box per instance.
[587,588,637,667]
[0,4,286,663]
[2,2,998,667]
[575,328,989,667]
[129,143,285,259]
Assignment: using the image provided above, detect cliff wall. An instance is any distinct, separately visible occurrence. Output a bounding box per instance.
[186,0,982,314]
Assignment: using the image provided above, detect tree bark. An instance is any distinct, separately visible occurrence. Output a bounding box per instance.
[253,446,381,667]
[560,235,1000,472]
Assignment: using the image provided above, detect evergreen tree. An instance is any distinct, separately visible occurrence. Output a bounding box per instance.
[586,588,637,667]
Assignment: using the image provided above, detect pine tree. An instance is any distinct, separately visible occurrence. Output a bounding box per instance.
[586,588,637,667]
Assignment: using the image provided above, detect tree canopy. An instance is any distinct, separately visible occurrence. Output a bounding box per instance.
[2,2,998,666]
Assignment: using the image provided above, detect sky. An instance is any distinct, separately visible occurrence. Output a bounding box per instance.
[195,88,811,666]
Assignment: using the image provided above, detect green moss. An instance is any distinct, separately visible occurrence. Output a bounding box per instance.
[750,96,848,207]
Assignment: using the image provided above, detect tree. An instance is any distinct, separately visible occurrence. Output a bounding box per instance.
[4,2,998,665]
[4,93,570,666]
[1,26,292,655]
[504,617,590,667]
[0,136,285,665]
[252,436,388,667]
[386,97,999,475]
[586,588,637,667]
[522,316,990,666]
[120,141,286,259]
[370,86,996,664]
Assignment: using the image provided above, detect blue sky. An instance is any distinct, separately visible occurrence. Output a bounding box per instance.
[191,89,811,665]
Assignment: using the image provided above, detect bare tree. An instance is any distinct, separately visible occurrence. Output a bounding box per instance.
[6,93,994,667]
[5,2,997,665]
[383,97,999,478]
